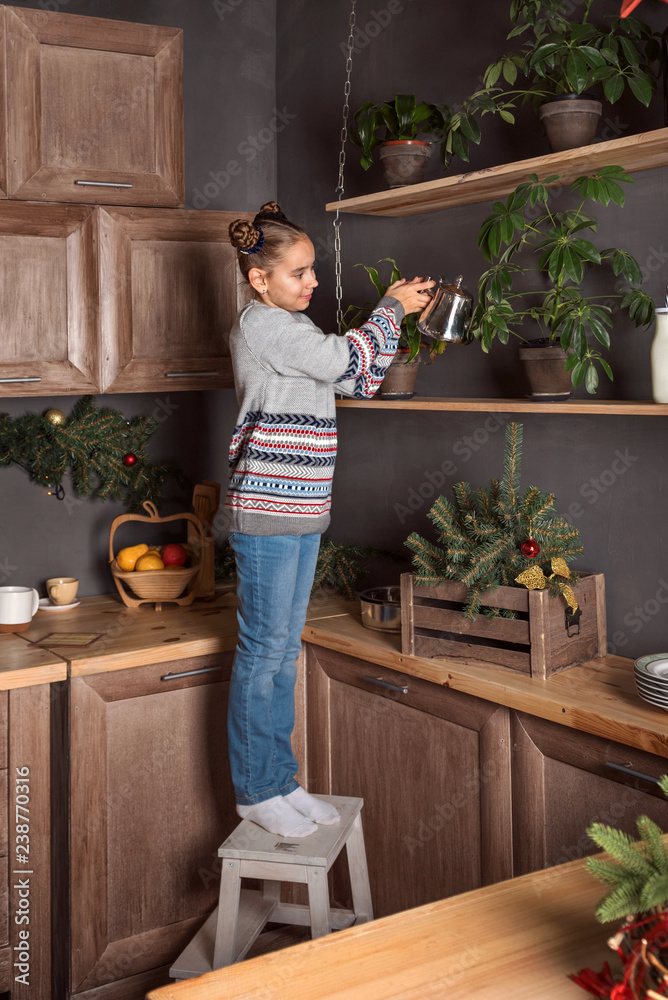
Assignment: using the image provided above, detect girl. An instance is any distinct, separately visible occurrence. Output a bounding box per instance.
[225,202,433,837]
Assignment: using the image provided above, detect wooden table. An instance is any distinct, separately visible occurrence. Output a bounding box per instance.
[146,854,613,999]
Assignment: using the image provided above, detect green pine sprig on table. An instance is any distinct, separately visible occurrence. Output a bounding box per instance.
[586,776,668,923]
[0,395,183,512]
[405,422,583,619]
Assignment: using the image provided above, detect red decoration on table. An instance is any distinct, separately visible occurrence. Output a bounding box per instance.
[521,538,540,558]
[572,912,668,999]
[122,452,137,467]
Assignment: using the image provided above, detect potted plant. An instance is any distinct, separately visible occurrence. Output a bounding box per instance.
[471,165,654,398]
[350,92,501,188]
[342,258,446,400]
[483,0,663,151]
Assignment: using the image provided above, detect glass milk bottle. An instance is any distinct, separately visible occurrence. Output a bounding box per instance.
[651,308,668,404]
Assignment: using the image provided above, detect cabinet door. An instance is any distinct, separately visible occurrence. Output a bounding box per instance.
[98,207,252,393]
[0,203,99,396]
[68,654,237,998]
[305,645,513,919]
[512,711,668,876]
[5,6,183,206]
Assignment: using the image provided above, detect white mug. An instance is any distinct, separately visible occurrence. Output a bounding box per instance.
[0,587,39,633]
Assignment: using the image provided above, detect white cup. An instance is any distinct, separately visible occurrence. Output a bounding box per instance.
[0,587,39,633]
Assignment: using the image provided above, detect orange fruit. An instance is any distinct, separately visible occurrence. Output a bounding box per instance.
[116,543,149,571]
[135,553,165,571]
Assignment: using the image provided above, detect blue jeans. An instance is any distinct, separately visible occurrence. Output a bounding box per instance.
[227,532,321,805]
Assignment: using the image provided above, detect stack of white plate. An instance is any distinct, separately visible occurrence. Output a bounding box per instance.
[634,654,668,710]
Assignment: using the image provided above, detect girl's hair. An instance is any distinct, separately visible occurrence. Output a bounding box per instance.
[229,202,307,280]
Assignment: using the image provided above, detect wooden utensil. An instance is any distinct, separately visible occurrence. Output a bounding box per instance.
[188,482,221,599]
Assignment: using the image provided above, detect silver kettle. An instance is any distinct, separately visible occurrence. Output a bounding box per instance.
[417,275,473,344]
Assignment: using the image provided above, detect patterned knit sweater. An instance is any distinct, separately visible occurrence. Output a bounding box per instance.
[224,295,404,536]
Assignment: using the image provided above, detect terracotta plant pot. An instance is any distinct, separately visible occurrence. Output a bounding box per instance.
[518,343,572,402]
[379,140,431,188]
[379,348,420,399]
[538,94,602,152]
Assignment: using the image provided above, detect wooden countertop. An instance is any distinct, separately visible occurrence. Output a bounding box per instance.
[10,590,668,756]
[0,632,67,689]
[17,590,239,676]
[146,853,612,1000]
[304,592,668,759]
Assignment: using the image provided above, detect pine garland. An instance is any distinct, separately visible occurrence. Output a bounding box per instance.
[0,395,183,511]
[405,422,583,619]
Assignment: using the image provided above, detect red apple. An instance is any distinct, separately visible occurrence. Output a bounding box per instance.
[162,543,188,567]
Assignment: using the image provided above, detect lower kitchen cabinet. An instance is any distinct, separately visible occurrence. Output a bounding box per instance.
[511,710,668,875]
[304,644,514,918]
[63,653,237,1000]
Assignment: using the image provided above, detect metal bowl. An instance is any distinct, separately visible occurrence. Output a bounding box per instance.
[359,586,402,633]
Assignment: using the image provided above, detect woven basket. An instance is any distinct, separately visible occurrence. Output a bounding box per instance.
[108,501,204,609]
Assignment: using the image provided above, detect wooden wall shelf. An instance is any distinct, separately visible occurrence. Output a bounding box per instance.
[335,397,668,415]
[325,127,668,217]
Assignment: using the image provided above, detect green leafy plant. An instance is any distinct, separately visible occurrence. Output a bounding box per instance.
[483,0,663,110]
[471,167,654,393]
[342,257,446,363]
[405,422,582,619]
[350,92,505,172]
[586,775,668,923]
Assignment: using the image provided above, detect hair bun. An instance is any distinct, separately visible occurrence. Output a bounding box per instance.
[257,201,282,216]
[228,218,260,252]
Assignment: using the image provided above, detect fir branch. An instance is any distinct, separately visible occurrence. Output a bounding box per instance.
[404,421,583,619]
[500,422,522,512]
[638,815,668,876]
[452,481,475,521]
[587,824,654,877]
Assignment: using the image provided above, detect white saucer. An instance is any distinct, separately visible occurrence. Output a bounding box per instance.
[38,598,80,612]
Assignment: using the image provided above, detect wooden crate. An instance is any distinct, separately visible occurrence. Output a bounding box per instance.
[400,572,607,679]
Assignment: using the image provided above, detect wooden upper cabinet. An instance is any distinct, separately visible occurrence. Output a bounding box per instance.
[0,202,100,395]
[4,5,184,206]
[98,207,252,393]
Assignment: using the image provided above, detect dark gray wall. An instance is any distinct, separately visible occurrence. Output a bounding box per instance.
[277,0,668,659]
[1,0,277,597]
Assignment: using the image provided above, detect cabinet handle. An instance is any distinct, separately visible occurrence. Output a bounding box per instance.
[605,761,660,785]
[161,666,222,682]
[0,376,41,383]
[75,180,133,188]
[363,675,408,695]
[165,371,220,378]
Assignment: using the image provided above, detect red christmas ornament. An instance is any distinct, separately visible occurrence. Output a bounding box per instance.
[521,538,540,559]
[122,452,138,467]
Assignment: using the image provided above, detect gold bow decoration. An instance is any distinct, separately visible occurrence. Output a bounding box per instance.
[515,557,578,612]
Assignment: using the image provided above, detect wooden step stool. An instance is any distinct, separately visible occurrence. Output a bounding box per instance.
[170,795,373,980]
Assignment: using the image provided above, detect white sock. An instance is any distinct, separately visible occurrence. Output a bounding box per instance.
[237,796,317,838]
[284,787,340,826]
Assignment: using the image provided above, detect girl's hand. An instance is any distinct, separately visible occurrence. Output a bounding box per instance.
[386,276,436,315]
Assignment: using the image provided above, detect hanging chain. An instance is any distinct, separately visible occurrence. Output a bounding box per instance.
[334,0,356,335]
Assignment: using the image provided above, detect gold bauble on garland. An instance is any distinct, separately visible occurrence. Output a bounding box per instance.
[44,408,66,426]
[0,395,184,511]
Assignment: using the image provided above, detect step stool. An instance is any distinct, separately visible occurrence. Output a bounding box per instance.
[170,795,372,980]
